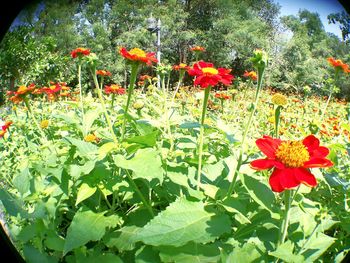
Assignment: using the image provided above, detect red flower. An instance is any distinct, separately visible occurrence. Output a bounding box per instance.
[139,75,152,81]
[188,61,234,89]
[104,84,126,95]
[71,47,91,59]
[42,84,61,94]
[250,135,333,192]
[15,84,35,96]
[2,121,12,131]
[243,70,258,81]
[119,47,157,65]
[96,70,112,77]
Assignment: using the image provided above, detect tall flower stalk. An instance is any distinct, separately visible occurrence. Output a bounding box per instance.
[226,50,268,198]
[87,54,118,144]
[71,48,91,136]
[119,47,157,140]
[188,61,233,190]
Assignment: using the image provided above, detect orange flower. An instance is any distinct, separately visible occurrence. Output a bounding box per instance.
[190,46,205,52]
[119,47,157,65]
[214,93,231,100]
[71,47,91,59]
[139,75,152,81]
[0,130,6,138]
[104,84,126,95]
[96,70,112,77]
[327,57,350,73]
[188,61,234,89]
[15,84,35,96]
[42,84,61,94]
[173,63,190,71]
[243,70,257,81]
[2,121,12,131]
[9,95,23,104]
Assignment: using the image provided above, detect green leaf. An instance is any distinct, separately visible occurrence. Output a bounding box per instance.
[226,237,267,263]
[239,173,278,218]
[136,198,231,247]
[0,189,28,217]
[63,137,98,159]
[75,183,97,206]
[23,244,57,263]
[159,242,221,263]
[135,246,161,263]
[114,148,163,184]
[83,109,101,134]
[13,167,31,195]
[301,232,335,262]
[126,131,159,147]
[98,142,118,160]
[81,254,123,263]
[269,241,305,263]
[63,208,120,255]
[104,225,140,251]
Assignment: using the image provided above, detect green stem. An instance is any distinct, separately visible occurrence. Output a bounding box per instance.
[78,62,85,135]
[111,94,115,108]
[91,69,118,144]
[121,63,139,140]
[23,98,47,142]
[274,105,282,138]
[125,169,154,217]
[197,86,211,190]
[279,190,292,245]
[169,72,185,111]
[226,67,265,198]
[321,69,339,120]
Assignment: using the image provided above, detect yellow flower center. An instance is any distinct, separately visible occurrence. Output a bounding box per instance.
[202,67,218,75]
[17,86,28,93]
[129,48,146,58]
[272,93,288,106]
[40,120,49,129]
[275,141,310,168]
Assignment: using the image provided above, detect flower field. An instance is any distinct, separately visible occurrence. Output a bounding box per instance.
[0,47,350,263]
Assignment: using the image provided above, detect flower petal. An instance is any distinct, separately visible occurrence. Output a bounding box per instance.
[303,158,333,168]
[310,146,330,158]
[269,169,285,192]
[278,168,300,190]
[294,168,317,187]
[303,135,320,152]
[250,159,275,170]
[256,136,281,158]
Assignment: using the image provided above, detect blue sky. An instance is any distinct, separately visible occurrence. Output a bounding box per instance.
[276,0,346,38]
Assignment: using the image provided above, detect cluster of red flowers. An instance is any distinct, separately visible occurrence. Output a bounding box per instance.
[0,120,13,138]
[7,82,74,104]
[327,57,350,73]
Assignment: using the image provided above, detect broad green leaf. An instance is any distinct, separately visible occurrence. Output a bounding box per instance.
[98,142,118,160]
[114,148,163,184]
[159,242,221,263]
[136,198,231,246]
[44,232,65,252]
[81,254,123,263]
[269,241,304,263]
[83,109,101,134]
[239,173,278,218]
[202,160,224,182]
[75,183,97,206]
[63,208,120,255]
[226,237,267,263]
[179,122,200,129]
[135,245,161,263]
[23,245,57,263]
[69,160,96,180]
[13,167,31,195]
[63,137,98,159]
[126,131,159,147]
[301,232,335,262]
[221,197,251,224]
[0,189,28,217]
[104,225,140,251]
